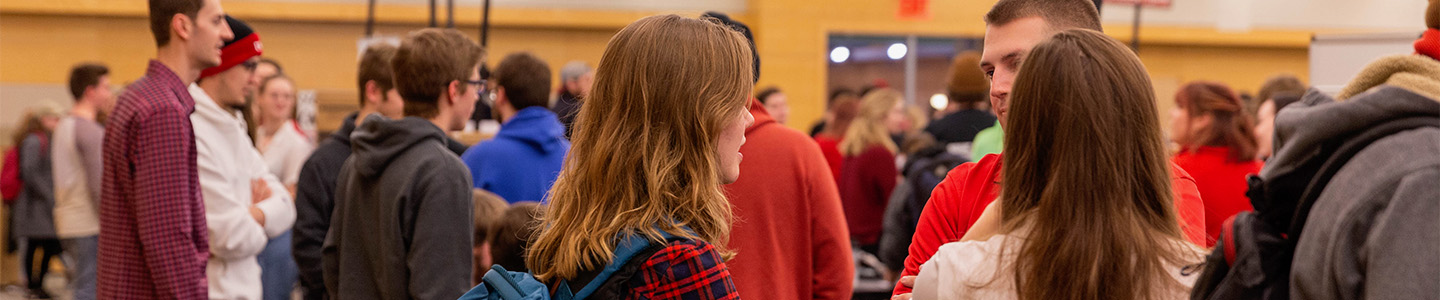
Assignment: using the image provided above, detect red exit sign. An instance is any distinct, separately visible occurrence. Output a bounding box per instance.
[898,0,930,20]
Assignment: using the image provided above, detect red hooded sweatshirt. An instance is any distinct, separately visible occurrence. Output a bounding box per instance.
[724,99,855,300]
[893,153,1208,294]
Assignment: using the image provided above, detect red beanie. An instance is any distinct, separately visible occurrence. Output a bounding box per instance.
[200,16,263,79]
[1418,29,1440,61]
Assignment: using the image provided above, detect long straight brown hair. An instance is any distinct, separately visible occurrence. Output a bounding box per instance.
[525,14,753,283]
[1000,29,1199,300]
[1175,81,1259,162]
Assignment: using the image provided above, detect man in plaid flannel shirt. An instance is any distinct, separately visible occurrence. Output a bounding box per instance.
[98,0,232,298]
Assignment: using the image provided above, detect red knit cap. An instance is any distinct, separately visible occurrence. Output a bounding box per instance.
[200,16,263,79]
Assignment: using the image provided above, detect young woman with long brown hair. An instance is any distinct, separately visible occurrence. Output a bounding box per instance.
[524,14,754,298]
[837,88,905,253]
[1169,81,1264,247]
[911,29,1204,300]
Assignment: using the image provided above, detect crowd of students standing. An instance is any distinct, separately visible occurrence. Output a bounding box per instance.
[2,0,1437,299]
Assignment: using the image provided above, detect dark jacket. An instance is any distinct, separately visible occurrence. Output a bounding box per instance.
[460,107,569,203]
[296,113,468,300]
[1288,55,1440,300]
[293,112,358,300]
[924,109,995,145]
[323,115,473,300]
[13,133,56,238]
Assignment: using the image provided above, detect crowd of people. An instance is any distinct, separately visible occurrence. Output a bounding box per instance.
[0,0,1436,299]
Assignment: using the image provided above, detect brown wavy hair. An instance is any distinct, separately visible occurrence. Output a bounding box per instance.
[525,14,753,283]
[1000,29,1199,300]
[1175,81,1259,162]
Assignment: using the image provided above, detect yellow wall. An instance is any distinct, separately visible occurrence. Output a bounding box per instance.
[1,0,1315,134]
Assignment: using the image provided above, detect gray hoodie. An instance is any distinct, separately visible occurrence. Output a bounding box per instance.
[322,115,473,300]
[1286,55,1440,300]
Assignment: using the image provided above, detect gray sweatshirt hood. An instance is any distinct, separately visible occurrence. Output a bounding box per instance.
[1265,86,1440,178]
[349,115,448,178]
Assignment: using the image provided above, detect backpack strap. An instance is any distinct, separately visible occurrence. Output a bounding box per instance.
[556,228,685,300]
[480,265,526,300]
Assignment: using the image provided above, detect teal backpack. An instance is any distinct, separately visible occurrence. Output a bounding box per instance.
[458,229,681,300]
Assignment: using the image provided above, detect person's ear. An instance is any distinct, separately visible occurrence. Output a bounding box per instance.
[364,80,382,105]
[171,13,193,42]
[494,86,510,109]
[446,80,462,106]
[1194,114,1216,131]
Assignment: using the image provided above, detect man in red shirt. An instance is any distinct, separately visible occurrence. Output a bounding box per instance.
[99,0,234,298]
[892,0,1208,295]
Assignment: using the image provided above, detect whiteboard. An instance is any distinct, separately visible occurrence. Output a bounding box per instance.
[1309,31,1421,94]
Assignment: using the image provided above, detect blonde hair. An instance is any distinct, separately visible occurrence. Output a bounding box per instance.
[839,88,902,156]
[525,14,754,283]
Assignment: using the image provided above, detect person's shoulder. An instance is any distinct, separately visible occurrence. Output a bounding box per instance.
[934,237,1002,263]
[749,122,816,147]
[304,142,350,169]
[931,235,1013,278]
[639,239,727,275]
[414,141,469,172]
[647,239,720,260]
[462,138,526,161]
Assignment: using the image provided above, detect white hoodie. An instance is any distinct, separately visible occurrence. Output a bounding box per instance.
[189,84,296,300]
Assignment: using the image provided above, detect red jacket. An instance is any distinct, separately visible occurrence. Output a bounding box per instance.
[723,100,854,300]
[1173,146,1263,247]
[813,133,843,186]
[893,153,1208,294]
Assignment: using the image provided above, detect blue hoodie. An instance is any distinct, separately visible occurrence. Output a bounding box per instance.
[461,107,570,203]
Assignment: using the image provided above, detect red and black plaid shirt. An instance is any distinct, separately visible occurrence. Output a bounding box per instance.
[99,60,209,299]
[624,240,740,300]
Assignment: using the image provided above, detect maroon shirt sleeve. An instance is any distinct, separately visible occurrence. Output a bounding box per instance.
[133,106,208,299]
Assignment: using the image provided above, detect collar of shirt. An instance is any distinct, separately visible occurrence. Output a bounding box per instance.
[144,60,198,115]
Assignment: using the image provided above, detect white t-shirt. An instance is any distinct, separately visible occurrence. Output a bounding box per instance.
[913,233,1203,300]
[259,119,315,186]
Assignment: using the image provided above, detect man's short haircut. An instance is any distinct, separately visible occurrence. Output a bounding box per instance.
[493,52,553,110]
[68,63,110,101]
[392,28,485,118]
[1256,74,1307,103]
[356,44,399,106]
[559,61,591,83]
[259,57,284,75]
[148,0,204,47]
[755,86,782,105]
[985,0,1103,32]
[472,189,509,247]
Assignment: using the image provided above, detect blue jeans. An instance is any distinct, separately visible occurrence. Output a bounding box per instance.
[258,231,298,300]
[61,236,97,300]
